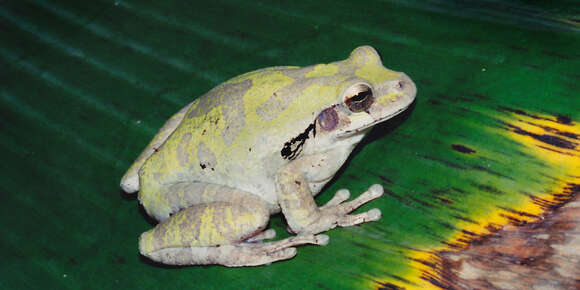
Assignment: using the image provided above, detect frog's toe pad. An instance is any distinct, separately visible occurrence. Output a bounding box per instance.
[315,234,330,246]
[367,184,384,198]
[322,189,351,209]
[367,208,382,221]
[336,208,382,227]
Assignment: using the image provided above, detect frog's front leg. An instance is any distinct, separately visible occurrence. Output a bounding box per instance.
[277,165,383,235]
[138,186,327,267]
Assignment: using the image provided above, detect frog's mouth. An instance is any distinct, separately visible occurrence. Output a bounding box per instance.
[336,103,412,139]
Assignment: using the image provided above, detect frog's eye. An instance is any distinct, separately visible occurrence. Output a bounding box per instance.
[344,83,374,113]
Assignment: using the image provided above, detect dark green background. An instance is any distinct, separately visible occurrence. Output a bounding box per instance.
[1,0,578,289]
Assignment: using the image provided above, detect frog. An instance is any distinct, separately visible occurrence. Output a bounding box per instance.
[120,45,416,267]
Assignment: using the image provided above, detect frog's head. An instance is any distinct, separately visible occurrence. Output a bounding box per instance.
[315,46,416,141]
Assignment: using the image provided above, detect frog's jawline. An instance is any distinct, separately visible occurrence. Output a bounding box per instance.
[280,122,316,160]
[338,105,409,138]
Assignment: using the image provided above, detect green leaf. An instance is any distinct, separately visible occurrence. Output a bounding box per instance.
[1,0,578,289]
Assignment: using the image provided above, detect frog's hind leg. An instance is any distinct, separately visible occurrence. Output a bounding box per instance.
[120,102,193,193]
[139,200,327,267]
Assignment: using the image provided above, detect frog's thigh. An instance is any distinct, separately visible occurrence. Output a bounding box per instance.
[139,200,272,266]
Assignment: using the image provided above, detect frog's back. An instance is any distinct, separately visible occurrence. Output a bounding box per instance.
[138,66,304,192]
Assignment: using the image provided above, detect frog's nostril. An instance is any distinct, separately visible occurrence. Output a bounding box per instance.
[397,81,405,90]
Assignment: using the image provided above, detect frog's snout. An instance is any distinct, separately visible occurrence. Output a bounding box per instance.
[397,73,417,102]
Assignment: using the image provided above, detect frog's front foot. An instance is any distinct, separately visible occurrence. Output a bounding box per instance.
[302,184,384,234]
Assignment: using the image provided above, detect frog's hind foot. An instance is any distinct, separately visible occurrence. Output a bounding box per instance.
[143,234,328,267]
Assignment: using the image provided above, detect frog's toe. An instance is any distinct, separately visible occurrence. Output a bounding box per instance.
[337,208,382,227]
[326,184,384,215]
[367,184,384,198]
[222,246,297,267]
[321,189,350,209]
[261,234,328,252]
[245,229,276,242]
[315,234,330,246]
[367,208,382,220]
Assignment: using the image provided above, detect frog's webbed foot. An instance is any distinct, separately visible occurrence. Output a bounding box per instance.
[304,184,384,234]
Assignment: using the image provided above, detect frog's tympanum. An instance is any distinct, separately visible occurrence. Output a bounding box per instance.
[121,46,416,266]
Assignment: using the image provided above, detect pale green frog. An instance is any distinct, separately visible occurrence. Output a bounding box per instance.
[121,46,416,266]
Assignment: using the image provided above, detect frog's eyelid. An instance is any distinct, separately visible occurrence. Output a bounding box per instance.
[341,82,374,102]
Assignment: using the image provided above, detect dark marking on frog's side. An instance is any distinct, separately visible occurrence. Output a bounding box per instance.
[197,141,217,170]
[281,123,316,160]
[451,144,476,154]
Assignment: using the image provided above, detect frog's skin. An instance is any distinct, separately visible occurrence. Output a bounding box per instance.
[120,46,416,267]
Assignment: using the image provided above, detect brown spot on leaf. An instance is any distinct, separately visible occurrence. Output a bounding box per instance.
[556,114,572,125]
[451,144,476,154]
[438,196,453,204]
[508,124,576,149]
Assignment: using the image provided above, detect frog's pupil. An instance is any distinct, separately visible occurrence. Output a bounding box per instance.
[352,90,370,102]
[346,88,373,112]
